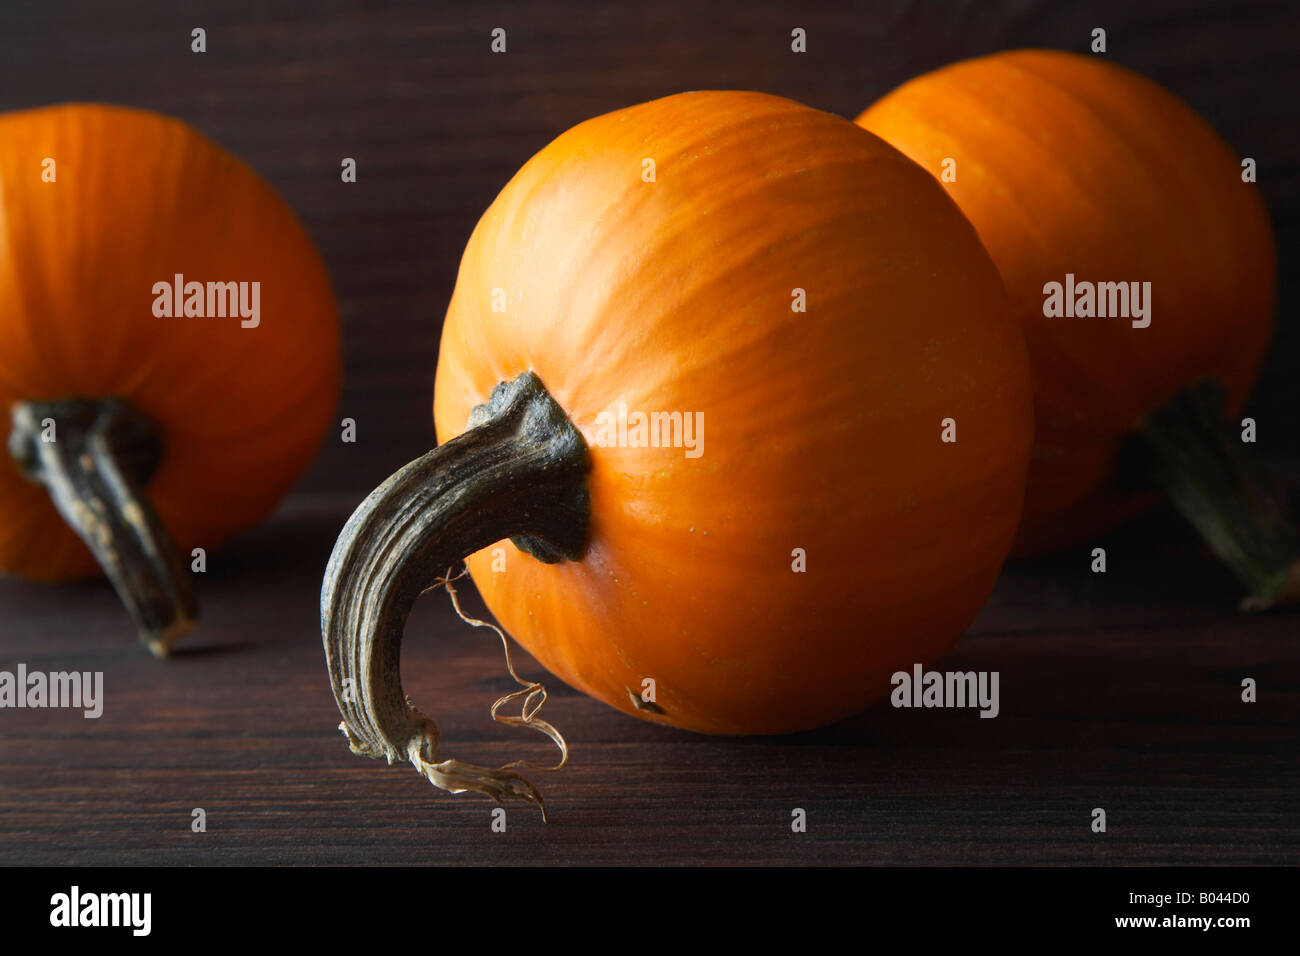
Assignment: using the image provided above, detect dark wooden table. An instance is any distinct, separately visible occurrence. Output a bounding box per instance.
[1,1,1297,865]
[1,491,1297,865]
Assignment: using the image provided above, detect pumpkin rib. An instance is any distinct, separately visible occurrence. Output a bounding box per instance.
[1007,53,1226,236]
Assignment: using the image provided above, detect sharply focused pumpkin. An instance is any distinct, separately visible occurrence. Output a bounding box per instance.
[857,50,1295,608]
[1,104,340,652]
[322,90,1034,809]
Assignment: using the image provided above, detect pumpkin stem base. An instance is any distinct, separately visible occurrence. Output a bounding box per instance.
[7,397,196,653]
[321,370,589,818]
[1123,379,1300,612]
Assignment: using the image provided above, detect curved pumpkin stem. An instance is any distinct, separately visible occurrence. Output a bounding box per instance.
[7,397,196,655]
[321,371,589,819]
[1123,379,1300,611]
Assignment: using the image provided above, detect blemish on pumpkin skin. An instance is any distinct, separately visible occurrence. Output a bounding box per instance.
[628,689,665,715]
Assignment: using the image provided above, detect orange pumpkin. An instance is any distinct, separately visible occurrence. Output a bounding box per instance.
[323,90,1033,810]
[858,50,1294,607]
[1,104,340,652]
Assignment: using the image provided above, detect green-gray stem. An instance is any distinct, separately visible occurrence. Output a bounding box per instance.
[320,371,590,815]
[1124,379,1300,611]
[7,397,196,655]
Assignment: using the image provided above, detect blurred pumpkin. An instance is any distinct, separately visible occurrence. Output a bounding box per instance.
[858,50,1294,608]
[1,103,341,652]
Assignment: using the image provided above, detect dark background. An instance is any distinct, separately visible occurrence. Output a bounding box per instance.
[0,0,1296,866]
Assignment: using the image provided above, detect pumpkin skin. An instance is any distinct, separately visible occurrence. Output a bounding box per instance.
[433,90,1033,735]
[0,104,340,581]
[857,50,1277,555]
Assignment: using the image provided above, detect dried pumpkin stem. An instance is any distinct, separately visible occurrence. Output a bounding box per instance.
[7,397,196,655]
[1123,379,1300,611]
[321,371,589,819]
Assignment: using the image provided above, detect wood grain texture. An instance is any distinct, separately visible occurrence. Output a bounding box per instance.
[0,493,1296,865]
[0,0,1297,865]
